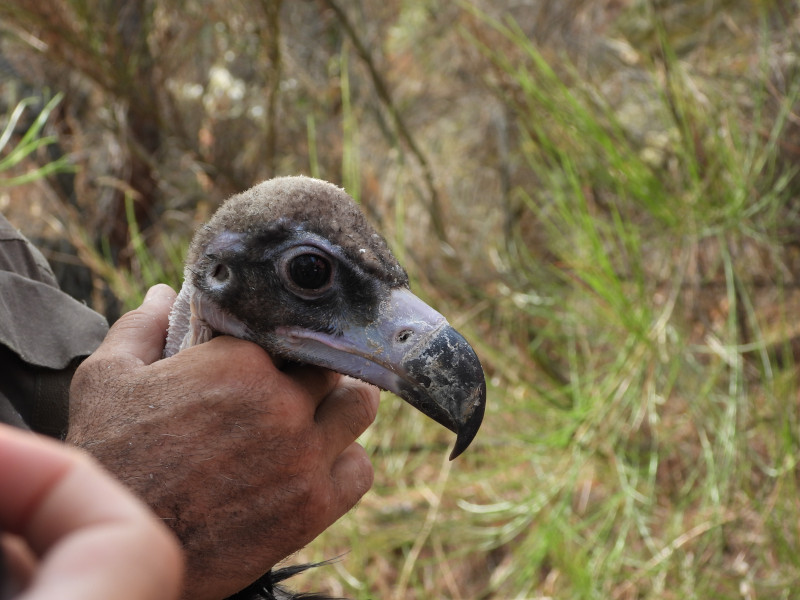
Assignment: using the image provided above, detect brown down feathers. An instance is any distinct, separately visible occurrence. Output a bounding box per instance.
[188,176,408,287]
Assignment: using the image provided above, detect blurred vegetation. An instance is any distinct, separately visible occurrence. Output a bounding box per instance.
[2,0,800,598]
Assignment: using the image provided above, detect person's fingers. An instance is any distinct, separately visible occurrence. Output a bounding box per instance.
[315,377,380,455]
[328,442,374,514]
[282,363,342,411]
[170,336,330,417]
[283,363,341,399]
[294,441,373,539]
[0,425,184,600]
[23,490,182,600]
[1,533,37,592]
[0,425,148,548]
[0,429,78,535]
[94,284,177,367]
[175,335,277,382]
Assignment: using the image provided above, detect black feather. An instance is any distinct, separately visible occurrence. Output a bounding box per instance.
[226,563,345,600]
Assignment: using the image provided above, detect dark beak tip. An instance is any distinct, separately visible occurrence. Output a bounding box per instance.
[448,383,486,460]
[449,440,469,461]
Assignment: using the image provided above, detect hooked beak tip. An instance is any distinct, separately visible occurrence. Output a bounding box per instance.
[448,382,486,460]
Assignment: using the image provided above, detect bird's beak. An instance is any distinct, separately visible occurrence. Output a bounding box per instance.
[275,288,486,459]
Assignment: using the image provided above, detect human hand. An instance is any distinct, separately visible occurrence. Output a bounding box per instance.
[0,424,183,600]
[67,284,379,600]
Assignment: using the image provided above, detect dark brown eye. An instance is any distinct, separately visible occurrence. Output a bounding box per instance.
[289,253,331,290]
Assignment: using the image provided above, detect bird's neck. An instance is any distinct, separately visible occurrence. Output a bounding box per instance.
[164,273,250,358]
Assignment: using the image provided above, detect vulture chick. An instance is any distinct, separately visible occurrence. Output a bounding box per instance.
[165,176,486,599]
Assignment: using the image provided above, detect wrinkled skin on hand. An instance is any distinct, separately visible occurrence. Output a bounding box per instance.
[67,285,379,600]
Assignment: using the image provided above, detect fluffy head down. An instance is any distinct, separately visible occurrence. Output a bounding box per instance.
[189,176,408,288]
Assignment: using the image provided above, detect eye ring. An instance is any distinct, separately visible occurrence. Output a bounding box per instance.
[279,246,335,299]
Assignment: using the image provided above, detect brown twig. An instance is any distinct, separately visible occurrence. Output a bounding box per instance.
[258,0,284,176]
[322,0,448,243]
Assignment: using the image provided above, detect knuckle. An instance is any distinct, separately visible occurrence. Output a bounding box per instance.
[111,308,158,337]
[329,446,374,512]
[347,383,379,430]
[351,453,374,496]
[70,355,108,396]
[300,485,328,520]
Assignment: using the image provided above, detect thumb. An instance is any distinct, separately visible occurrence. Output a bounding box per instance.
[96,284,177,367]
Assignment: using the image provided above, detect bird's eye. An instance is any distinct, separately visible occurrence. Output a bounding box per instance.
[279,246,336,299]
[288,253,332,290]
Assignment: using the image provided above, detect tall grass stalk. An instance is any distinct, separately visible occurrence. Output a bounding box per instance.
[340,44,361,203]
[445,7,800,599]
[0,94,74,186]
[306,113,321,179]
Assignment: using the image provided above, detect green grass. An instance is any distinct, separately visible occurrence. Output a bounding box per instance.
[8,2,800,598]
[0,94,74,186]
[289,8,800,599]
[131,11,800,596]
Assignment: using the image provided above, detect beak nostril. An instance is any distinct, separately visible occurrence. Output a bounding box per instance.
[396,329,413,343]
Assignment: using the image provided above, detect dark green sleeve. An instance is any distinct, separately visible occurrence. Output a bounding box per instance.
[0,214,108,438]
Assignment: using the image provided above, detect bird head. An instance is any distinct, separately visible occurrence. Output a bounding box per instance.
[165,176,485,459]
